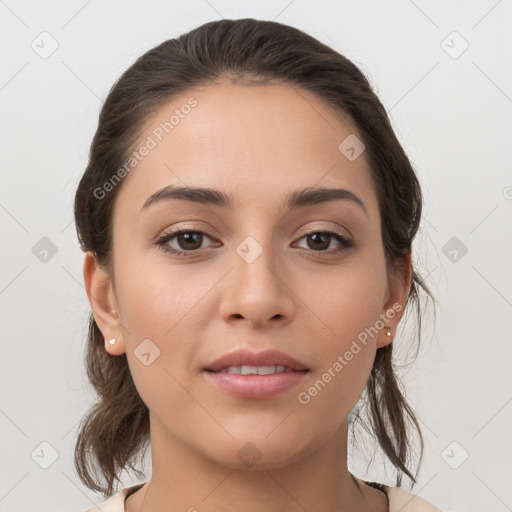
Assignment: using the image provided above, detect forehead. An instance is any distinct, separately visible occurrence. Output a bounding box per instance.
[114,80,378,219]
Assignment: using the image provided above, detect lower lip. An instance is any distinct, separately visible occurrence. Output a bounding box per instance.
[202,370,309,399]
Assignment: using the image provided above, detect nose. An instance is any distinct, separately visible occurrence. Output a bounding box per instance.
[218,240,296,329]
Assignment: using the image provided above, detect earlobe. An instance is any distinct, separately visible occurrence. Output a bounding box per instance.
[376,324,393,349]
[83,251,125,355]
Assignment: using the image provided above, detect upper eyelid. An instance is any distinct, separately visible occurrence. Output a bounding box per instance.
[158,218,352,237]
[159,224,351,237]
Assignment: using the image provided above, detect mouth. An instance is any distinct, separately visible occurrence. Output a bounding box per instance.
[205,365,307,375]
[203,348,309,373]
[202,367,309,399]
[202,348,309,399]
[202,370,309,400]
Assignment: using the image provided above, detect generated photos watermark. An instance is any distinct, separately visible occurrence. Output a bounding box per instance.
[93,96,198,200]
[297,302,402,405]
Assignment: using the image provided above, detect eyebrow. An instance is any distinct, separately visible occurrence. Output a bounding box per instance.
[140,185,368,217]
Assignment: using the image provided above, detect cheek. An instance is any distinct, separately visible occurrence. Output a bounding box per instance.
[292,260,386,405]
[296,259,387,346]
[115,250,212,339]
[113,256,215,404]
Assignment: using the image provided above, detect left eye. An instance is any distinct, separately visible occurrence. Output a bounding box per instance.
[294,231,353,252]
[155,229,353,256]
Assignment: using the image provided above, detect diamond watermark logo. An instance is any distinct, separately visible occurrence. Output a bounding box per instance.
[134,338,161,366]
[236,236,263,264]
[31,441,59,469]
[442,236,468,263]
[32,237,58,263]
[31,31,59,59]
[441,31,469,59]
[441,441,469,469]
[237,442,263,468]
[338,134,365,161]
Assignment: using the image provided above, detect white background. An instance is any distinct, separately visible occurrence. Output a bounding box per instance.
[1,1,511,511]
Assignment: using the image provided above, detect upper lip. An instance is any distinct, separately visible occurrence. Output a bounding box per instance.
[204,349,309,372]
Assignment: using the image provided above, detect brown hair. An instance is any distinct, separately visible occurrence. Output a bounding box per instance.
[73,18,435,497]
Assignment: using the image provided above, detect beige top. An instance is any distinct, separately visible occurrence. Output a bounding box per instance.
[83,482,443,511]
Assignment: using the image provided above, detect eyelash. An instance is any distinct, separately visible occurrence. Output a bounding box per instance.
[154,227,353,257]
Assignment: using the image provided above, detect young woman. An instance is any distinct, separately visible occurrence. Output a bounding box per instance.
[74,18,443,512]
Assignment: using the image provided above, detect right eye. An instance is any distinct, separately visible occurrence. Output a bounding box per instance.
[155,229,220,256]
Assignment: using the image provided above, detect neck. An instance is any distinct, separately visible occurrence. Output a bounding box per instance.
[127,414,387,512]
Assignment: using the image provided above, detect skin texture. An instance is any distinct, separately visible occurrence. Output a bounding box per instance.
[84,80,411,512]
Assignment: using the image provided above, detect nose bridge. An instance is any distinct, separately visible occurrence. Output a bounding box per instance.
[219,231,295,325]
[234,233,282,296]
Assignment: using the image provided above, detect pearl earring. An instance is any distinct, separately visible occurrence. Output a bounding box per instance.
[108,338,116,345]
[385,326,392,337]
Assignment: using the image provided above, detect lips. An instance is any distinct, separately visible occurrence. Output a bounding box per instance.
[204,348,308,373]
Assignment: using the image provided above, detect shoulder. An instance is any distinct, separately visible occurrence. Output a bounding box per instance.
[81,483,146,512]
[383,485,445,512]
[81,481,448,512]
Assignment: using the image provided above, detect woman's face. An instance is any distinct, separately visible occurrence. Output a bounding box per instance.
[86,80,409,469]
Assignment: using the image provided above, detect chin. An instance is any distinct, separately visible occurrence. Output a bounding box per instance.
[202,435,310,471]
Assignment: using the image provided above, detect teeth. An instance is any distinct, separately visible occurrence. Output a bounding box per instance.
[217,365,289,375]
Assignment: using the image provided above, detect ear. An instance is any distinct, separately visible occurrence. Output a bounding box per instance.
[376,251,412,349]
[83,251,126,355]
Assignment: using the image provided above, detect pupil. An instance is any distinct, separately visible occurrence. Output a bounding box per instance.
[308,233,329,250]
[179,232,202,250]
